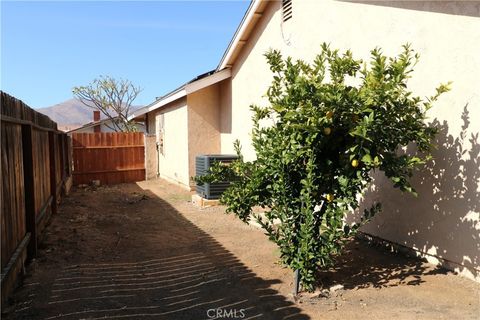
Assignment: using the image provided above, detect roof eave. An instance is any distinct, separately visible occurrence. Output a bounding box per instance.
[217,0,264,71]
[128,68,231,121]
[129,88,187,121]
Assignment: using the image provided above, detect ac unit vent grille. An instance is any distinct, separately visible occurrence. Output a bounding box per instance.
[195,154,238,200]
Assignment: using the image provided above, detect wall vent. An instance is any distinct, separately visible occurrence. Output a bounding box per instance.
[195,154,238,200]
[282,0,292,22]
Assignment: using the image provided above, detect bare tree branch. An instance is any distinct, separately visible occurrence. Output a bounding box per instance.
[72,76,142,132]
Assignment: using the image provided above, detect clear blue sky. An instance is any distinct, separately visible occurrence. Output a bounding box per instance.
[1,1,250,108]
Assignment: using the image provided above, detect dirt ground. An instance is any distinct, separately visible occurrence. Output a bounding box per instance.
[2,179,479,320]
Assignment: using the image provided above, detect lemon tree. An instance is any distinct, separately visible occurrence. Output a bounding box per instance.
[197,44,450,291]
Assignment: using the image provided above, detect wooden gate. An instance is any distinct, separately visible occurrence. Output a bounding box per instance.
[71,132,145,185]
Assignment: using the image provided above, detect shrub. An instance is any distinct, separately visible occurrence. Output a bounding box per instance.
[197,44,450,291]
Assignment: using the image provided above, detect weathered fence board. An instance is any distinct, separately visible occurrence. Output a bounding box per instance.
[32,128,51,221]
[1,122,26,269]
[1,91,72,306]
[71,132,145,185]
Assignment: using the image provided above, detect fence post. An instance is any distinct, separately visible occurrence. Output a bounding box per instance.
[22,124,37,259]
[49,131,57,215]
[59,134,65,183]
[67,136,72,177]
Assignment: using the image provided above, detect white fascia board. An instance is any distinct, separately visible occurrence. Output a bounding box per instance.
[185,68,231,94]
[218,0,261,70]
[128,89,186,120]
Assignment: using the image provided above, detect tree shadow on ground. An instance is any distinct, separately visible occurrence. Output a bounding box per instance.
[6,184,309,320]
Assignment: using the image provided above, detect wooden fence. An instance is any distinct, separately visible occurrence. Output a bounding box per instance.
[1,91,72,305]
[71,132,145,185]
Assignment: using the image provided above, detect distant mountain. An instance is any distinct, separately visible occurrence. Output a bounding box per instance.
[37,99,142,132]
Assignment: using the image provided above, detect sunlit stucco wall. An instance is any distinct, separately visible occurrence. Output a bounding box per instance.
[147,98,190,188]
[187,84,222,187]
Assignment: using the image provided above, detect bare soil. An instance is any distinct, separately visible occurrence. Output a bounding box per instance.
[2,179,479,320]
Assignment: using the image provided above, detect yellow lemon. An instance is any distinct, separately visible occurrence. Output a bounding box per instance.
[324,127,331,135]
[326,111,334,119]
[351,159,359,168]
[326,193,334,202]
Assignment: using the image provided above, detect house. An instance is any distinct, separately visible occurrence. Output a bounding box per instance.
[131,0,479,281]
[70,111,145,134]
[130,69,231,187]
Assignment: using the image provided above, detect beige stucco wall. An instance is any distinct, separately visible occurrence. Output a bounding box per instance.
[219,79,234,153]
[144,83,225,189]
[144,84,224,189]
[187,83,222,186]
[148,98,190,188]
[225,0,480,279]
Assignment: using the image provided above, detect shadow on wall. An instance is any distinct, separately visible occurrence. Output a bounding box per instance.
[359,105,479,279]
[339,0,480,18]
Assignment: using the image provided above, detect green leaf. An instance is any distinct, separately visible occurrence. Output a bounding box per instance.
[361,154,372,164]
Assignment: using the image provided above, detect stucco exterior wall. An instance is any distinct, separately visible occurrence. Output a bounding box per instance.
[225,0,480,279]
[219,80,234,154]
[149,98,190,189]
[187,84,222,186]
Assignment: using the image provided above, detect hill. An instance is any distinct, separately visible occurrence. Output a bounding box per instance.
[37,99,142,132]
